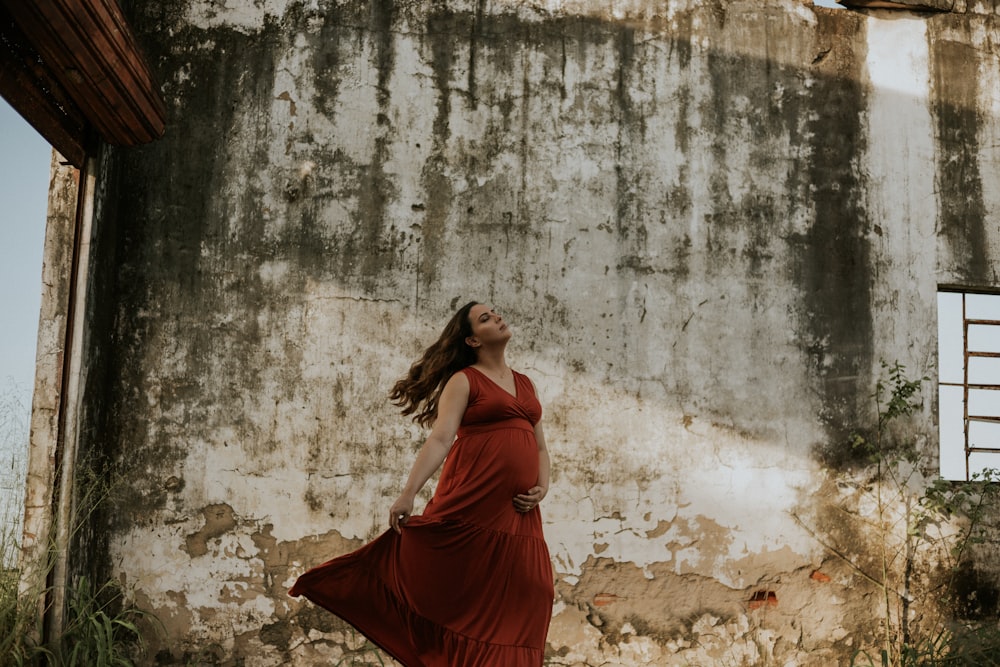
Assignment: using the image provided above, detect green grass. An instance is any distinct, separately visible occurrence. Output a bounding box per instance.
[0,380,156,666]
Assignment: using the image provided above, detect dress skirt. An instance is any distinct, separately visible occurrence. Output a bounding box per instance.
[289,367,553,666]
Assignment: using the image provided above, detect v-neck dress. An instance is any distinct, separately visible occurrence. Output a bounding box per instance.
[288,367,554,666]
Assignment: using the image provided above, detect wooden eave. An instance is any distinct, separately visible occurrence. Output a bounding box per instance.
[0,0,165,168]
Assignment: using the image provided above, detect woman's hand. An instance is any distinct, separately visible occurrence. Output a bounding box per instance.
[388,373,469,535]
[513,485,547,513]
[389,495,414,533]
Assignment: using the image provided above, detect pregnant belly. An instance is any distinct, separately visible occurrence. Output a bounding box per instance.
[480,429,539,492]
[429,429,539,518]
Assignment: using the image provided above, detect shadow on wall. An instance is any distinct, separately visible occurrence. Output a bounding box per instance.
[46,0,1000,664]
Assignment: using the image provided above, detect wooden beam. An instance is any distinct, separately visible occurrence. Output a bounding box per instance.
[0,3,87,166]
[0,59,86,167]
[1,0,165,152]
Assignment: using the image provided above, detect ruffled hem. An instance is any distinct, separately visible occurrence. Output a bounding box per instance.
[289,521,551,667]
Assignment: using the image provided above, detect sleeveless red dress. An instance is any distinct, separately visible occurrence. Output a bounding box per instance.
[288,367,554,666]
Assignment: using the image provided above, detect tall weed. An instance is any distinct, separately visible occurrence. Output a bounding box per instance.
[803,362,1000,666]
[0,378,156,666]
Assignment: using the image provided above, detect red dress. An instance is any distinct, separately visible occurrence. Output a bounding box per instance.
[289,367,554,666]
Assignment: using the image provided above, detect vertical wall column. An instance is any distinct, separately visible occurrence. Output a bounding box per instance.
[47,154,96,639]
[19,152,95,643]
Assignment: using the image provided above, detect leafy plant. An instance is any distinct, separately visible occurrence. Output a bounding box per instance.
[804,361,1000,666]
[1,532,155,667]
[0,566,40,665]
[55,575,152,666]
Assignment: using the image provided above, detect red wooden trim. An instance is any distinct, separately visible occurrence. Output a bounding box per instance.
[0,2,87,165]
[1,0,165,149]
[0,61,86,166]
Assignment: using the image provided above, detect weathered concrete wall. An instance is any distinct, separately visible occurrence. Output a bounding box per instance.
[46,0,1000,664]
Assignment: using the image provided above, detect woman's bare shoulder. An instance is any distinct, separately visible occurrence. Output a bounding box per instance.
[445,368,472,392]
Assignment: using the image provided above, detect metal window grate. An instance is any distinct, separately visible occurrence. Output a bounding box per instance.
[939,294,1000,480]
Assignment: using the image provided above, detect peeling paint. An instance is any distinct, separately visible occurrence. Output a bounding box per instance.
[184,504,238,557]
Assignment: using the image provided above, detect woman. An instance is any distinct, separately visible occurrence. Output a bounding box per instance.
[289,301,554,666]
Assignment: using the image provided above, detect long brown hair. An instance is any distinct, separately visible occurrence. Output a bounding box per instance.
[389,301,479,427]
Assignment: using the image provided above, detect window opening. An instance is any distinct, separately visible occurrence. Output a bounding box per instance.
[938,290,1000,481]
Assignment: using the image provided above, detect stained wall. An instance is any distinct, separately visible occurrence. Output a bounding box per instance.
[39,0,1000,664]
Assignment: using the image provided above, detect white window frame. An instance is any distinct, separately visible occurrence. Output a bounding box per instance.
[938,289,1000,481]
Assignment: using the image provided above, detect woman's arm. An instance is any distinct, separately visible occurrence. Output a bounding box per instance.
[514,420,549,513]
[389,372,469,532]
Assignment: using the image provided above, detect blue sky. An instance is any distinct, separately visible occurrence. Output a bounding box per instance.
[0,99,50,402]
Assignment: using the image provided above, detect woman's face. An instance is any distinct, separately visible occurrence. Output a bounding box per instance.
[466,304,511,348]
